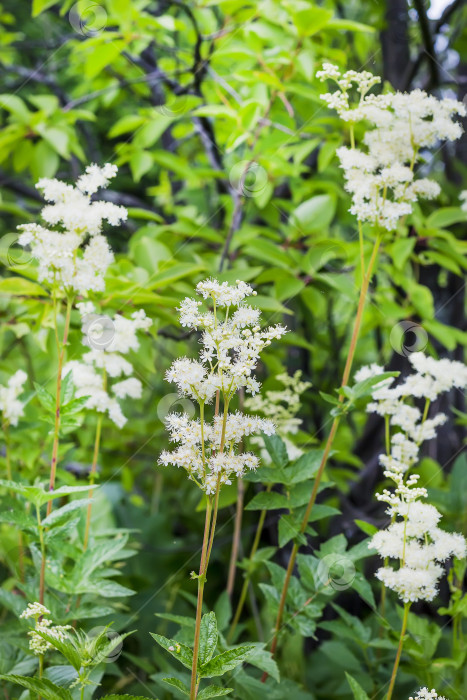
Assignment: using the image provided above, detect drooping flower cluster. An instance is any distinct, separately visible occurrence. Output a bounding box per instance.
[17,164,126,294]
[159,279,287,493]
[361,353,467,603]
[244,370,310,461]
[63,302,152,428]
[409,690,448,700]
[317,64,466,230]
[0,369,27,426]
[20,602,71,656]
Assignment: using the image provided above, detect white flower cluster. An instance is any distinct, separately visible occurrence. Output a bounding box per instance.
[160,412,275,494]
[362,354,467,603]
[318,65,466,230]
[460,190,467,212]
[17,164,126,294]
[0,369,27,426]
[171,279,286,399]
[244,371,310,461]
[409,690,448,700]
[63,303,152,428]
[20,602,71,656]
[160,279,286,493]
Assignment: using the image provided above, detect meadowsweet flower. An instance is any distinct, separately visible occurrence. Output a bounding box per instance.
[318,65,465,230]
[160,279,286,493]
[0,369,27,426]
[63,305,151,428]
[363,355,467,603]
[409,689,448,700]
[20,602,71,656]
[245,371,310,460]
[17,164,126,294]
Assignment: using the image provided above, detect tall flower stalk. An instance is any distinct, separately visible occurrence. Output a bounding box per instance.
[64,302,152,549]
[158,279,286,700]
[264,64,467,667]
[362,356,467,699]
[16,164,127,603]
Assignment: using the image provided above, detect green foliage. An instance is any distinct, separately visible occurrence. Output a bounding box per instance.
[0,0,466,698]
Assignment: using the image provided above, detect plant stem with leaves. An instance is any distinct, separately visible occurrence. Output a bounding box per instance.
[264,234,381,670]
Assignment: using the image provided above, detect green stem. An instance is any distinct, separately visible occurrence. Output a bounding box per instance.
[190,497,214,700]
[227,486,270,643]
[36,505,46,606]
[386,603,410,700]
[263,234,382,674]
[46,296,73,518]
[83,412,103,551]
[4,422,12,481]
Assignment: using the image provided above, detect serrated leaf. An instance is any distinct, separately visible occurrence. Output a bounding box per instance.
[345,672,371,700]
[199,645,255,678]
[262,434,288,468]
[150,633,193,670]
[42,498,91,528]
[34,382,56,413]
[0,675,72,700]
[197,686,233,699]
[33,630,81,670]
[101,696,154,700]
[162,677,189,696]
[199,612,218,667]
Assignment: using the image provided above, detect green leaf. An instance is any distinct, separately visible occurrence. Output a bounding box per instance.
[0,675,72,700]
[426,207,467,229]
[350,372,399,400]
[42,499,91,528]
[150,633,193,670]
[33,630,81,671]
[345,672,371,700]
[32,0,59,16]
[199,645,255,678]
[245,491,288,511]
[0,277,47,296]
[197,687,233,699]
[34,382,56,413]
[354,520,378,537]
[199,612,218,667]
[130,150,153,182]
[101,696,154,700]
[262,434,288,469]
[162,678,189,696]
[246,645,280,682]
[285,450,324,485]
[292,194,336,233]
